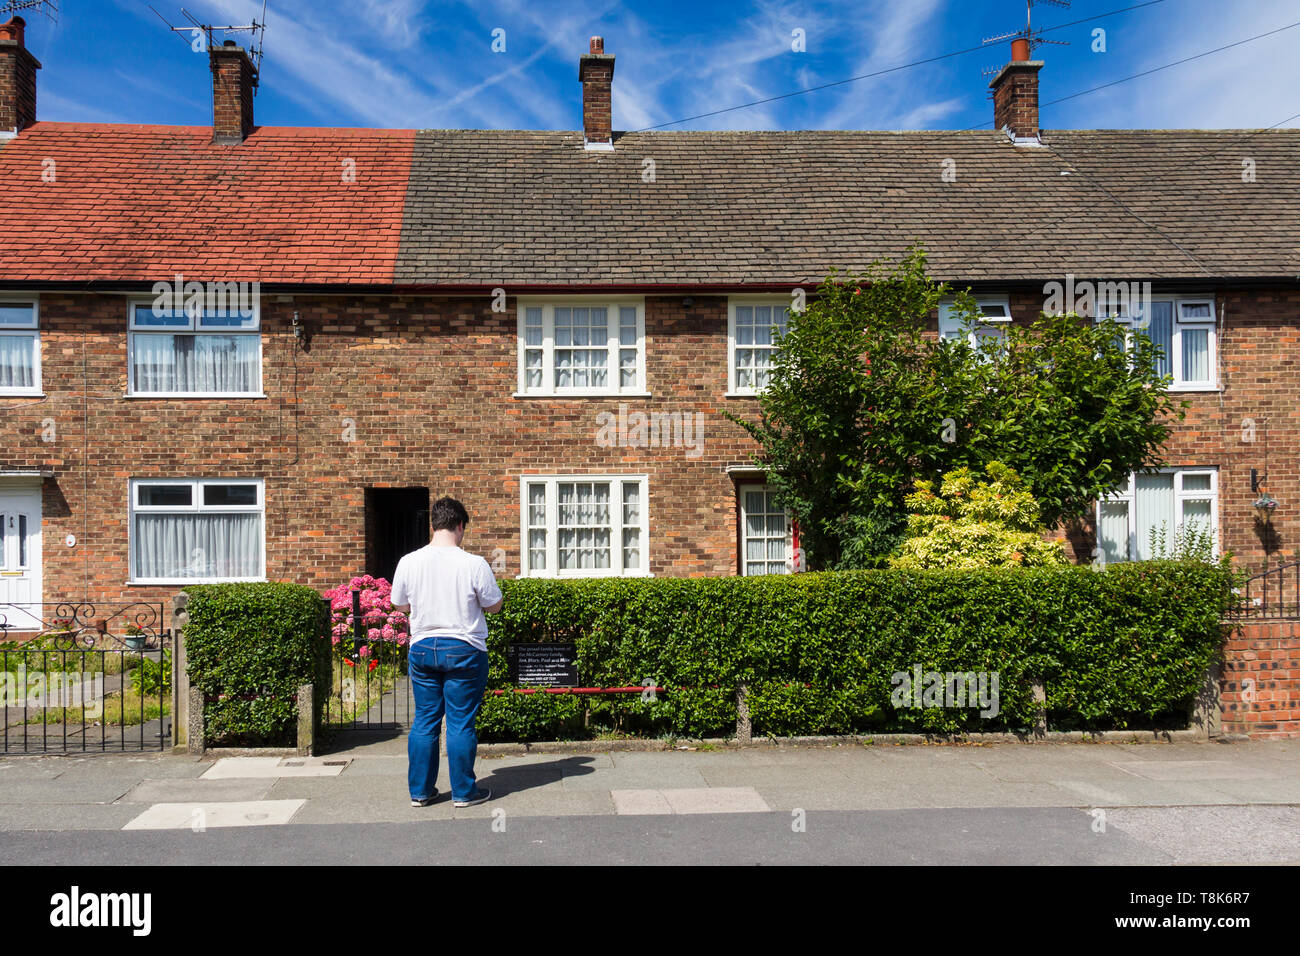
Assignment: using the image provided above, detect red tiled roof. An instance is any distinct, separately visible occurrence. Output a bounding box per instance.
[0,123,414,284]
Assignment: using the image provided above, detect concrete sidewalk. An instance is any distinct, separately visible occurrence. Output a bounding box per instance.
[1,738,1297,831]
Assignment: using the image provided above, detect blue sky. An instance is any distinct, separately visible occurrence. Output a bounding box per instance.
[19,0,1300,131]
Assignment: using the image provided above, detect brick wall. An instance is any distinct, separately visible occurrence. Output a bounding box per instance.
[0,286,1295,610]
[1222,621,1300,737]
[0,292,763,607]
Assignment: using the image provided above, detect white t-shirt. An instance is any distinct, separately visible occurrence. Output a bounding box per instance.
[390,545,502,652]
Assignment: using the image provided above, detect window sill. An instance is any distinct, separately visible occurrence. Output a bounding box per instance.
[126,578,267,586]
[0,391,44,398]
[1166,385,1221,394]
[123,392,268,399]
[515,571,655,579]
[513,391,653,399]
[724,390,767,399]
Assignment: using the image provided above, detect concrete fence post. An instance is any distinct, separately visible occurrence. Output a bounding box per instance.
[1191,661,1222,739]
[735,682,752,743]
[171,591,190,754]
[297,683,314,756]
[188,684,205,755]
[1031,679,1047,738]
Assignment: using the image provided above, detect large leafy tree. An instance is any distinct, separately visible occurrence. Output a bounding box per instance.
[731,247,1185,570]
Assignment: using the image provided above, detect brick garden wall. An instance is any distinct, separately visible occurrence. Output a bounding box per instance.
[1221,621,1300,738]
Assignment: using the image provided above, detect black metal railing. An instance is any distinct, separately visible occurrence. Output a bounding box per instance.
[0,602,171,754]
[1232,561,1300,620]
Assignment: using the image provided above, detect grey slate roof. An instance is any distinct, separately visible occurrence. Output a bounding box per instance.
[396,128,1300,285]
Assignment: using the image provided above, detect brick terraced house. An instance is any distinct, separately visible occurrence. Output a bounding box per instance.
[1,20,1298,627]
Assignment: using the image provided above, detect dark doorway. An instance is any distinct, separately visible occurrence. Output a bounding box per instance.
[365,487,430,583]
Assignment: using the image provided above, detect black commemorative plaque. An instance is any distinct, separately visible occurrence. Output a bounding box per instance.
[506,643,579,687]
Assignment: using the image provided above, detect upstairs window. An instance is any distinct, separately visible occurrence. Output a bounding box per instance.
[728,300,791,395]
[0,299,40,395]
[516,301,645,396]
[1097,295,1216,390]
[129,301,261,396]
[938,298,1011,356]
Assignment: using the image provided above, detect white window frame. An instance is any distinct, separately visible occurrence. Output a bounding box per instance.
[127,297,263,397]
[938,297,1011,352]
[1095,294,1217,391]
[0,296,41,397]
[738,482,794,576]
[518,474,650,578]
[1097,467,1218,563]
[727,296,793,397]
[128,477,266,584]
[515,297,647,397]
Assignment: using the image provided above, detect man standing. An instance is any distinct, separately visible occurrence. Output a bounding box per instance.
[392,497,503,808]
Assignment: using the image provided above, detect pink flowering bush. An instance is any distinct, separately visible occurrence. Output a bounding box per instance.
[322,575,409,656]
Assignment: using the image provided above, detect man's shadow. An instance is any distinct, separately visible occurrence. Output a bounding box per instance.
[478,756,597,796]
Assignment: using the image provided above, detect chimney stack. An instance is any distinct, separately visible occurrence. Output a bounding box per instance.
[579,36,615,149]
[988,39,1042,143]
[0,16,40,135]
[209,39,257,145]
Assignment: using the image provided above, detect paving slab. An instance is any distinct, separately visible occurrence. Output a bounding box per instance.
[611,789,673,815]
[0,779,134,805]
[0,803,144,831]
[117,778,275,804]
[122,800,306,830]
[200,757,349,779]
[1106,758,1280,781]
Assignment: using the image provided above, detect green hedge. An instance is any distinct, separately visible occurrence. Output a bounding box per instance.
[184,583,330,747]
[478,562,1233,741]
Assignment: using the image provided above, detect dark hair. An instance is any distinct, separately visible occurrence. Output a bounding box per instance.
[430,497,470,532]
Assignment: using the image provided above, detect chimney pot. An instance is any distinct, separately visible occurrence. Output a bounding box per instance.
[0,15,24,44]
[0,15,40,133]
[590,36,603,54]
[1010,37,1030,62]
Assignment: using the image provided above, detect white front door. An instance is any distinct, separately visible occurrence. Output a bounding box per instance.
[0,483,42,632]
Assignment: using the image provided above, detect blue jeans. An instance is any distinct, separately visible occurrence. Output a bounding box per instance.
[407,637,489,802]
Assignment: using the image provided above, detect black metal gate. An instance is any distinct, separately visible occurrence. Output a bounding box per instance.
[0,602,171,754]
[324,590,411,734]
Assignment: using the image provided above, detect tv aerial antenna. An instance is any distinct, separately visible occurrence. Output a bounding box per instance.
[981,1,1069,87]
[149,1,268,89]
[0,1,60,22]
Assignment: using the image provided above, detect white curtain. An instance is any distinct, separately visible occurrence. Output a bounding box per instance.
[1134,473,1174,559]
[1146,301,1173,378]
[1098,501,1130,562]
[133,334,258,393]
[135,514,261,579]
[0,335,35,389]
